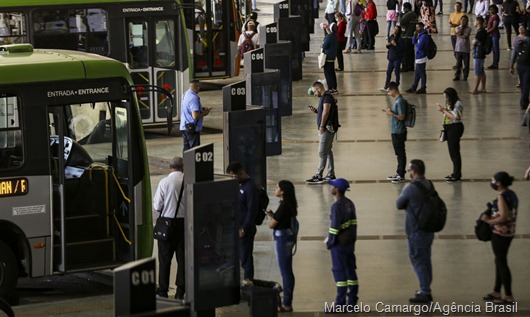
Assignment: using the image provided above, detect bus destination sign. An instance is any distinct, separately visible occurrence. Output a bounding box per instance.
[0,177,29,197]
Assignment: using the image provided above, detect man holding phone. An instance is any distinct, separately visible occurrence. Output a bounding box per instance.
[385,81,408,183]
[306,81,338,184]
[179,80,212,152]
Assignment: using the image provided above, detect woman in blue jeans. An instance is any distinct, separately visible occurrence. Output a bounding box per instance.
[267,180,298,312]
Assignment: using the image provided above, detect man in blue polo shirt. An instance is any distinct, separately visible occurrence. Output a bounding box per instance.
[179,80,212,152]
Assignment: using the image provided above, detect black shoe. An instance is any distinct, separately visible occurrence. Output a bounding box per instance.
[156,289,168,298]
[409,292,433,303]
[325,174,337,180]
[453,77,460,81]
[415,88,426,94]
[335,68,343,71]
[463,77,468,81]
[406,88,416,93]
[487,65,498,70]
[306,175,325,184]
[437,11,443,15]
[446,176,461,183]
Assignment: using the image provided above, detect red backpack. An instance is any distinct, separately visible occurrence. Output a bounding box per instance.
[239,32,256,58]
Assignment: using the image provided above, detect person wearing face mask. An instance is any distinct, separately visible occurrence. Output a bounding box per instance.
[480,172,518,305]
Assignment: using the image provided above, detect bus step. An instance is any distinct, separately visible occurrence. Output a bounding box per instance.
[54,214,107,242]
[54,238,115,270]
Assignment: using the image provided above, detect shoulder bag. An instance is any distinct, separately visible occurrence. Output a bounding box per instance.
[318,50,327,68]
[154,180,185,241]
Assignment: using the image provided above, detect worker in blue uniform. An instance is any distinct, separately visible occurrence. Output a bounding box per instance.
[325,178,358,307]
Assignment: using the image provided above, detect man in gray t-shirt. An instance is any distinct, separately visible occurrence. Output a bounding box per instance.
[385,82,408,183]
[454,15,472,81]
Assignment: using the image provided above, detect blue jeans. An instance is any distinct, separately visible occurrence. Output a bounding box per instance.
[240,226,256,280]
[274,230,295,306]
[408,231,434,295]
[412,62,426,90]
[316,130,335,177]
[464,0,474,12]
[491,34,500,67]
[385,59,401,87]
[181,131,200,152]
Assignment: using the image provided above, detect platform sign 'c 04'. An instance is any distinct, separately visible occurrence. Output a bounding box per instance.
[0,177,29,197]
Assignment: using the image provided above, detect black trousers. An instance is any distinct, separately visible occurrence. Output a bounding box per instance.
[454,52,470,80]
[391,132,407,178]
[157,218,185,296]
[336,41,347,70]
[323,61,337,90]
[401,38,415,71]
[444,122,464,179]
[517,63,530,110]
[491,234,513,296]
[366,20,378,49]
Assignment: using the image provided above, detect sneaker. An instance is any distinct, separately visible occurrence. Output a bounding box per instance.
[437,11,443,15]
[391,175,406,183]
[405,88,416,93]
[387,173,399,180]
[487,65,498,70]
[380,86,388,92]
[444,175,452,180]
[415,88,426,94]
[453,77,460,81]
[306,175,325,184]
[409,291,433,303]
[325,174,336,180]
[446,176,461,183]
[156,289,168,298]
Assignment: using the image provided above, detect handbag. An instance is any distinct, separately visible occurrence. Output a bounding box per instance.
[475,213,492,242]
[154,180,185,241]
[475,204,493,242]
[439,130,447,142]
[318,51,326,68]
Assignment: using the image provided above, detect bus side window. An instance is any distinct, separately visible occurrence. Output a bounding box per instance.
[0,12,27,45]
[128,22,148,69]
[0,95,23,169]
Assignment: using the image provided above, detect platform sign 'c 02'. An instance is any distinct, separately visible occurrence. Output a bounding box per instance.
[0,177,29,197]
[183,143,214,184]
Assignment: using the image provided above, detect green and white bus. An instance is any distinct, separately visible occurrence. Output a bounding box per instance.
[0,0,240,128]
[0,44,153,298]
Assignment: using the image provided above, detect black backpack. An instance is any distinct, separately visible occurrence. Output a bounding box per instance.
[425,35,437,60]
[254,185,270,225]
[404,100,416,128]
[324,92,341,133]
[239,32,256,58]
[411,181,447,232]
[475,203,493,241]
[516,39,530,65]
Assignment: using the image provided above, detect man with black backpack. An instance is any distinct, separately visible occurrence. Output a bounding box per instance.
[405,22,429,94]
[226,161,258,282]
[509,29,530,110]
[395,159,436,304]
[306,81,339,184]
[385,82,408,184]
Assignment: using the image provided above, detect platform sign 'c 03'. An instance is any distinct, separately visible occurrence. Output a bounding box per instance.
[0,177,29,197]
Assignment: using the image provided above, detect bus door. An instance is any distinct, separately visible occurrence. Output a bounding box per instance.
[127,18,179,126]
[192,0,233,78]
[48,102,132,272]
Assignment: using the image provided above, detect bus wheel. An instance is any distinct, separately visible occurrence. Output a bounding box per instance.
[0,241,18,298]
